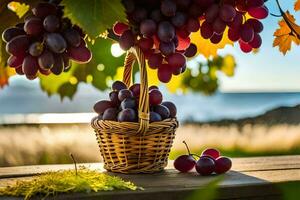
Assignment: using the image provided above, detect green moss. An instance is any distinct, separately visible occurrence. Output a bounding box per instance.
[0,167,140,200]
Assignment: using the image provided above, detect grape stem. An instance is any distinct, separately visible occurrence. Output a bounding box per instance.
[70,153,78,177]
[182,141,191,155]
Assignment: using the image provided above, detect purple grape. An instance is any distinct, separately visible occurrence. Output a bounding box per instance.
[94,100,113,114]
[161,0,177,17]
[112,81,127,91]
[109,91,120,106]
[201,148,220,159]
[161,101,177,118]
[150,9,164,22]
[186,18,200,32]
[149,89,163,105]
[50,55,64,75]
[24,18,43,36]
[122,0,135,13]
[6,35,29,57]
[7,55,24,68]
[174,141,196,172]
[196,156,215,176]
[215,156,232,174]
[2,27,25,43]
[140,19,157,37]
[43,15,60,32]
[103,108,118,121]
[29,42,44,57]
[159,42,175,56]
[171,12,187,27]
[63,28,81,47]
[118,89,133,101]
[68,45,92,64]
[205,4,219,23]
[38,50,54,70]
[120,98,136,109]
[184,43,197,58]
[158,21,175,42]
[148,53,163,69]
[32,2,57,18]
[131,7,148,23]
[153,104,170,119]
[119,30,135,50]
[118,108,137,122]
[129,83,140,97]
[174,155,196,172]
[149,85,159,90]
[150,111,162,122]
[22,55,39,77]
[45,33,67,53]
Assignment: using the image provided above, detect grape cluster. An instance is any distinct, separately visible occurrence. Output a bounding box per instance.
[113,0,201,83]
[113,0,268,83]
[2,2,92,80]
[200,0,268,52]
[174,142,232,175]
[93,81,177,123]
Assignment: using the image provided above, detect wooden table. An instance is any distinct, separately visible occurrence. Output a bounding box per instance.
[0,155,300,200]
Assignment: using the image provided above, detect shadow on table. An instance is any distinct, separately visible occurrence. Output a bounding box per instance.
[105,170,296,200]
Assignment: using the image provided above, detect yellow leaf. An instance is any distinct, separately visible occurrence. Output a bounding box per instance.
[221,55,236,77]
[146,67,160,87]
[7,2,29,18]
[295,0,300,11]
[166,74,186,93]
[0,66,15,88]
[190,26,233,58]
[273,11,300,55]
[113,66,125,81]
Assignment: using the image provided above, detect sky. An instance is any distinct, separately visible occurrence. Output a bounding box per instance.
[217,1,300,92]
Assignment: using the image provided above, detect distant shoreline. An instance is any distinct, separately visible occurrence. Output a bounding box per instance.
[185,104,300,126]
[1,104,300,126]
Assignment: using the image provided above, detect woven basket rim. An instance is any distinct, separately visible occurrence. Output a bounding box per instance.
[91,117,178,130]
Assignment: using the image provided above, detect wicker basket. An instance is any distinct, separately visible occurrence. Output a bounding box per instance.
[91,46,179,174]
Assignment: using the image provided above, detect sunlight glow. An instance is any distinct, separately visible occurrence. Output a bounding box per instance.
[111,43,125,57]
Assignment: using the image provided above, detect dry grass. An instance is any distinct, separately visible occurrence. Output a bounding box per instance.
[1,123,300,167]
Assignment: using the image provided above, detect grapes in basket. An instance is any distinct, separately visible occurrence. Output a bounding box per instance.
[2,2,92,80]
[93,81,177,123]
[112,0,268,83]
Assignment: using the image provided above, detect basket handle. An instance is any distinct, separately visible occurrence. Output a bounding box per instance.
[122,46,149,134]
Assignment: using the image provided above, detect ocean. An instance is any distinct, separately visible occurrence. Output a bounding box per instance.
[1,78,300,124]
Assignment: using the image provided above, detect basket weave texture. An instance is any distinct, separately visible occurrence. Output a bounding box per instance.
[91,47,178,173]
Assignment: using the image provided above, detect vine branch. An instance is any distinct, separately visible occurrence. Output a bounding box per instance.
[274,0,300,39]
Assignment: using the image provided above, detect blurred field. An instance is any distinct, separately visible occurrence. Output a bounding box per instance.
[0,123,300,167]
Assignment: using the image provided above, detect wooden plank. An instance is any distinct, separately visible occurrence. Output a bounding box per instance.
[0,156,299,200]
[0,155,299,179]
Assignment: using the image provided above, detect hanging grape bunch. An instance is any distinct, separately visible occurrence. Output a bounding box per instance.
[113,0,268,83]
[2,2,92,80]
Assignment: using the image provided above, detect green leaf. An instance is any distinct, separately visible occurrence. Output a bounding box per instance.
[62,0,126,38]
[277,181,300,200]
[58,82,77,100]
[185,176,222,200]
